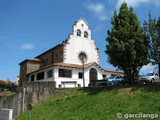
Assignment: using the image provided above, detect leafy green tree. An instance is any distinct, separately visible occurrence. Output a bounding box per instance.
[143,12,160,76]
[105,2,149,85]
[0,81,5,91]
[0,81,16,91]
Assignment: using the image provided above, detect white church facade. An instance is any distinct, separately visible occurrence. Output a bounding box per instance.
[19,18,123,88]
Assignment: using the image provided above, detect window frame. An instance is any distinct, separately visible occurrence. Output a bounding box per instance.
[37,72,45,80]
[47,69,53,78]
[59,68,72,78]
[31,75,35,81]
[78,72,83,79]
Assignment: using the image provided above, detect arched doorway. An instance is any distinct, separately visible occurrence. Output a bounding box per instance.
[89,68,97,86]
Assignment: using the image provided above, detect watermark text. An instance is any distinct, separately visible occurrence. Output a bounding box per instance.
[117,113,159,119]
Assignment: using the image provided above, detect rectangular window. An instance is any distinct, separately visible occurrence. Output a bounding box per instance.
[78,72,83,79]
[47,70,53,78]
[59,69,72,78]
[37,72,44,80]
[31,75,34,81]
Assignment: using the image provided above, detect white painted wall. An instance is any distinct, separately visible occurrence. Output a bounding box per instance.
[72,18,91,39]
[28,64,113,88]
[64,18,99,65]
[85,64,111,82]
[28,64,122,88]
[28,66,55,82]
[54,67,87,88]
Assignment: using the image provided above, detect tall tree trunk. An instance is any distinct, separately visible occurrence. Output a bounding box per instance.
[125,67,139,86]
[125,69,133,85]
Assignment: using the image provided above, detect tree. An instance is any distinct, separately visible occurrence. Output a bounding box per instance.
[0,81,16,92]
[105,2,149,85]
[143,12,160,77]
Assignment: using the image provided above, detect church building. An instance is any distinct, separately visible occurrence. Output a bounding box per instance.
[19,18,122,88]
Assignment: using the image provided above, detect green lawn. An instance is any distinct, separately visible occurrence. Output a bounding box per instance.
[16,84,160,120]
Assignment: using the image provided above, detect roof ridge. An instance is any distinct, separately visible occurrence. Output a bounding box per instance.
[75,18,89,26]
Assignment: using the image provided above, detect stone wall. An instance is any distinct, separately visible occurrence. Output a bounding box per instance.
[0,98,3,109]
[25,81,56,106]
[19,44,64,85]
[1,87,22,119]
[19,60,42,85]
[36,44,64,67]
[1,81,56,119]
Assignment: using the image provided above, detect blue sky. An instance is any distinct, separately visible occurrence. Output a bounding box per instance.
[0,0,160,81]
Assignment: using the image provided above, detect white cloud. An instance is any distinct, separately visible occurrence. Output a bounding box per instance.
[87,3,107,21]
[21,43,34,50]
[116,0,160,9]
[140,63,157,75]
[94,24,104,32]
[154,0,160,7]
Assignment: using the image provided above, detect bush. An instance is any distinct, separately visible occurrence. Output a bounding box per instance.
[0,81,16,92]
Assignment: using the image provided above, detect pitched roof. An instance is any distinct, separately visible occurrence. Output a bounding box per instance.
[19,58,42,65]
[75,18,89,26]
[53,62,81,69]
[19,43,64,65]
[0,78,10,83]
[53,62,96,69]
[35,43,63,58]
[27,62,123,75]
[28,62,96,74]
[103,68,124,74]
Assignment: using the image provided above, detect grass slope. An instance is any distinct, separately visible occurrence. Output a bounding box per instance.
[16,84,160,120]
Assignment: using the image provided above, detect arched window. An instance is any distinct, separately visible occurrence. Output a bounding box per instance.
[77,29,81,37]
[84,31,88,38]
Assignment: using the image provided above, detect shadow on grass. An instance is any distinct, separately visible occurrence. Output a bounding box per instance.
[138,83,160,92]
[78,83,160,95]
[78,86,122,95]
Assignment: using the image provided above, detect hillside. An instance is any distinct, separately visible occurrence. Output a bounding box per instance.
[16,84,160,120]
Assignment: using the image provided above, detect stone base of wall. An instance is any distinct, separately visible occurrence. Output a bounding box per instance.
[2,87,22,119]
[25,82,56,106]
[1,81,56,119]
